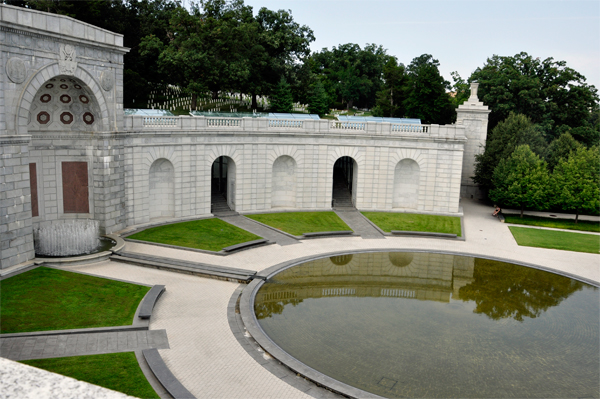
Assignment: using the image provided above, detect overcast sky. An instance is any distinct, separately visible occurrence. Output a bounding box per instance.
[240,0,600,90]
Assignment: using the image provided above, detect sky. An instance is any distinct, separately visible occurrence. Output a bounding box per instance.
[239,0,600,89]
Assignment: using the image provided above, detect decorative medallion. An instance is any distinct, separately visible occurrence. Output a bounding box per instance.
[69,79,76,83]
[60,112,74,124]
[45,83,54,89]
[40,94,52,103]
[100,70,114,91]
[82,112,95,125]
[60,84,68,90]
[60,94,71,104]
[58,44,77,75]
[50,78,56,81]
[60,79,66,82]
[6,57,27,84]
[74,84,82,89]
[37,111,50,124]
[79,95,89,104]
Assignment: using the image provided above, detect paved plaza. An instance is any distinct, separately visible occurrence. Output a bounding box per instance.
[43,199,597,399]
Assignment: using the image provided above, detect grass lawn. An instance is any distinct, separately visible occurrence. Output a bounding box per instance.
[127,218,261,252]
[509,226,600,254]
[21,352,159,399]
[246,212,351,236]
[504,214,600,233]
[1,267,150,334]
[362,212,462,236]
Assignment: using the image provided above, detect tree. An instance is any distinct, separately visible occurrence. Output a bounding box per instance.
[474,113,547,194]
[269,77,293,113]
[469,52,599,140]
[490,145,550,217]
[404,54,454,124]
[551,146,600,222]
[545,132,582,171]
[372,56,408,117]
[307,80,329,116]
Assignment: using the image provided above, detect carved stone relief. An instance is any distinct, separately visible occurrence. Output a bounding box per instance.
[58,44,77,75]
[100,70,114,91]
[6,57,27,83]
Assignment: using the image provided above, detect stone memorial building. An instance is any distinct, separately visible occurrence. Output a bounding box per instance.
[0,4,490,269]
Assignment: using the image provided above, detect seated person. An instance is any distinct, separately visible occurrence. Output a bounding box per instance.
[492,205,501,216]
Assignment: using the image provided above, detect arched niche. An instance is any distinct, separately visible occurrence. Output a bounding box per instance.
[149,158,175,220]
[272,155,297,208]
[332,156,358,207]
[211,156,237,211]
[27,75,102,133]
[393,159,420,209]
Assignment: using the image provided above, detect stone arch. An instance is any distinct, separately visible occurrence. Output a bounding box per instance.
[271,155,297,208]
[393,159,420,209]
[140,147,181,221]
[149,159,175,220]
[16,63,109,134]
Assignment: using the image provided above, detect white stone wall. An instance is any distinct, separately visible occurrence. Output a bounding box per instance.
[271,155,297,208]
[393,159,419,209]
[149,159,175,219]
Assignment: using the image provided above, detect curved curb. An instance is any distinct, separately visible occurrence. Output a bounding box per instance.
[238,248,600,399]
[142,348,196,399]
[33,235,120,267]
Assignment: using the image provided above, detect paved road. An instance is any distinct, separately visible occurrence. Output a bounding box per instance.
[54,199,599,399]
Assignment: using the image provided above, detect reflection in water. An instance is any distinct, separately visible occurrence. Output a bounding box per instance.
[254,252,599,398]
[459,258,583,322]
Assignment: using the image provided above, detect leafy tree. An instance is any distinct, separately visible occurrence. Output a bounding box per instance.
[469,52,599,140]
[490,145,550,217]
[449,71,470,108]
[474,113,547,194]
[307,80,329,116]
[459,258,582,322]
[269,77,293,113]
[545,132,582,171]
[404,54,454,124]
[372,57,408,117]
[551,146,600,222]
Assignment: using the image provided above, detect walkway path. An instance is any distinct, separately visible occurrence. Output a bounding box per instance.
[16,199,598,399]
[219,214,299,246]
[0,330,169,361]
[334,209,385,239]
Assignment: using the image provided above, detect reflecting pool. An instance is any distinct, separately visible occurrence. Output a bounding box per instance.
[254,252,599,398]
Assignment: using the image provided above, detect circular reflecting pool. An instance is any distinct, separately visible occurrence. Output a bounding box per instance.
[253,252,599,398]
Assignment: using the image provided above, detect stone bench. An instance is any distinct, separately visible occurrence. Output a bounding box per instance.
[222,239,269,252]
[138,285,166,320]
[142,348,196,399]
[391,230,458,239]
[302,230,354,238]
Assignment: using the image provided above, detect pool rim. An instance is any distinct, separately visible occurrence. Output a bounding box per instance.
[238,248,599,399]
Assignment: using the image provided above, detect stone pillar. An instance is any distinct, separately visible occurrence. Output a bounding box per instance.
[456,82,490,199]
[1,136,35,269]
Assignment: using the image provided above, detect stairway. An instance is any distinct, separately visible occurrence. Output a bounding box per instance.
[211,192,237,216]
[332,182,354,208]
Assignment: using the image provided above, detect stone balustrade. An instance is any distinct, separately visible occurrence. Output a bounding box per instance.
[124,115,465,140]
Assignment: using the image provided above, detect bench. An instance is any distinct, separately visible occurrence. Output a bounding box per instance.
[222,239,269,252]
[138,285,166,319]
[391,230,457,238]
[143,348,196,399]
[302,230,354,238]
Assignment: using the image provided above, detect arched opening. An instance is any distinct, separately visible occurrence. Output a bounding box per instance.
[149,159,175,220]
[330,254,353,266]
[211,156,236,213]
[388,252,414,267]
[393,159,420,209]
[332,156,358,208]
[272,156,297,208]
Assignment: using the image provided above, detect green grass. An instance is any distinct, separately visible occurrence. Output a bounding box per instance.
[509,226,600,254]
[21,353,159,399]
[362,212,462,236]
[0,267,150,334]
[127,218,261,251]
[504,214,600,233]
[246,212,351,236]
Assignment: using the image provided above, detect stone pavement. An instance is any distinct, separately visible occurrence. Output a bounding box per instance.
[334,209,385,239]
[219,214,299,246]
[0,330,169,361]
[50,199,598,399]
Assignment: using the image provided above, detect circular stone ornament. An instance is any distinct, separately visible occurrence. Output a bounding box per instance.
[83,112,95,125]
[37,111,50,124]
[100,70,114,91]
[6,57,27,84]
[79,95,89,104]
[60,112,74,124]
[40,94,52,103]
[60,94,71,104]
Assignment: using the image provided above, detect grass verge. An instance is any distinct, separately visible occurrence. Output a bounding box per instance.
[509,226,600,254]
[1,267,149,334]
[504,214,600,233]
[21,352,159,398]
[127,218,261,252]
[362,212,462,237]
[246,212,351,236]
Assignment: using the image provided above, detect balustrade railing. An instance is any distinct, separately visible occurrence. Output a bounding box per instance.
[268,119,303,128]
[331,121,366,130]
[207,117,241,127]
[391,124,428,133]
[143,116,178,127]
